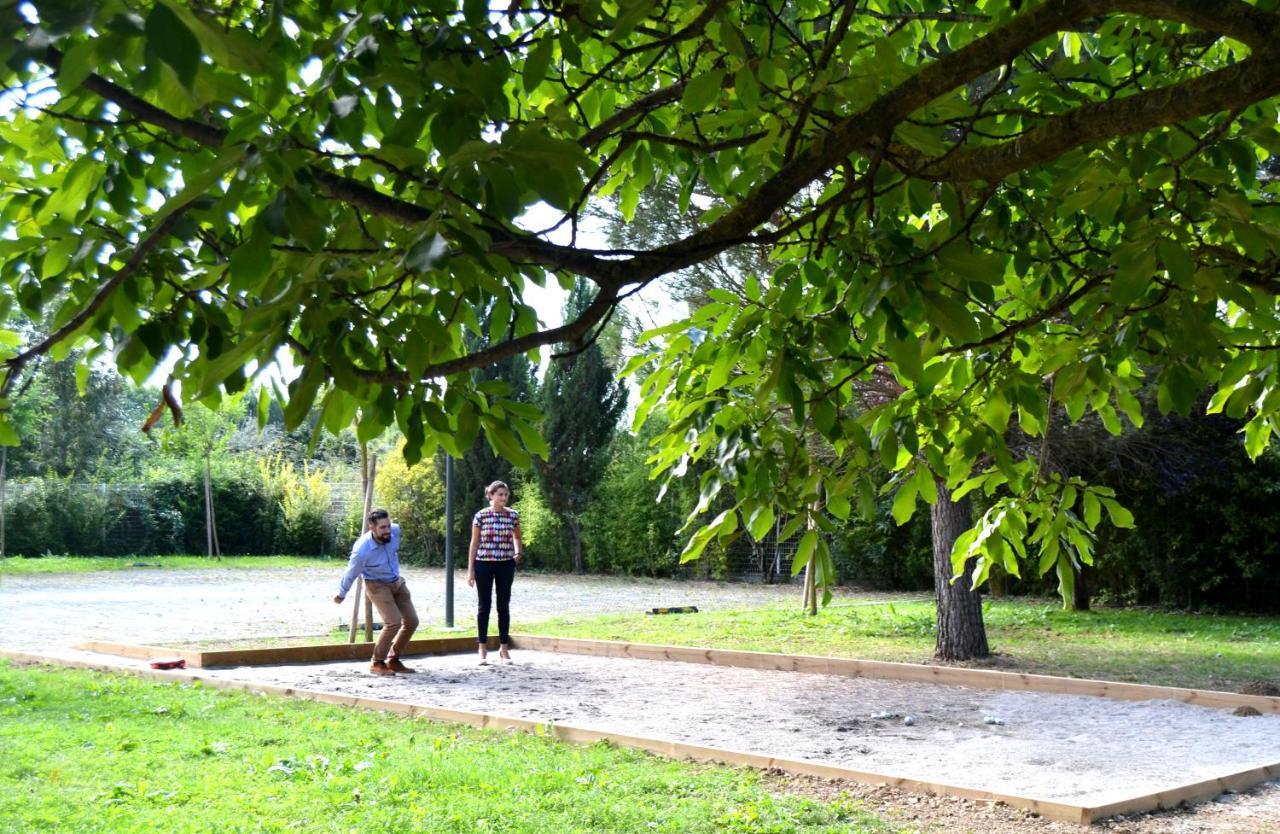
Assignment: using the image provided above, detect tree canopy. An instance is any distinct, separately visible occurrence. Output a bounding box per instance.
[3,1,1280,591]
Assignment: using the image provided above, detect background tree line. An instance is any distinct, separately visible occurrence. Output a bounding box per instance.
[5,340,1279,614]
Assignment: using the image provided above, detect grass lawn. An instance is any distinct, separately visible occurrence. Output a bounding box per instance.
[497,599,1280,692]
[0,555,335,575]
[0,662,904,834]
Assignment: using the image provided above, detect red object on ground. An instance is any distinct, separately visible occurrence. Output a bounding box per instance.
[149,658,186,670]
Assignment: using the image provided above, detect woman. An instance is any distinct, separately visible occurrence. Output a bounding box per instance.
[468,480,523,664]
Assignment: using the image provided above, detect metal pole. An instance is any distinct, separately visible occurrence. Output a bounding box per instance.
[444,455,454,627]
[363,454,376,643]
[1,446,7,559]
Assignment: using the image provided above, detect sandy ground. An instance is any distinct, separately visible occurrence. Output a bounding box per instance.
[198,650,1280,810]
[3,566,1278,831]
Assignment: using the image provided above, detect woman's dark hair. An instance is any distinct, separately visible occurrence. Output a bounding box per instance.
[484,481,509,497]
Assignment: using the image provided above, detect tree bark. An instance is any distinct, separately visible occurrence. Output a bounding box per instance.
[1070,563,1092,612]
[932,483,990,661]
[568,517,584,574]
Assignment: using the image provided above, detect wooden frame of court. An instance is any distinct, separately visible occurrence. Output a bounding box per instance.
[8,634,1279,826]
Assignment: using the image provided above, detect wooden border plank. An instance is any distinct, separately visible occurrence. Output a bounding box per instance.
[1081,761,1280,824]
[78,634,1280,715]
[73,636,500,668]
[73,641,202,665]
[509,635,1280,715]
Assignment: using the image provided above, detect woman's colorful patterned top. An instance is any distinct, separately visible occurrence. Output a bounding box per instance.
[473,507,520,561]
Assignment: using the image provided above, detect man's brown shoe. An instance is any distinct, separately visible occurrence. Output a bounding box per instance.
[386,657,417,674]
[369,659,396,676]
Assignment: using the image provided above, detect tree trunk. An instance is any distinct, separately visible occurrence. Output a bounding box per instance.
[204,458,216,558]
[802,559,817,615]
[1069,563,1092,612]
[568,517,584,574]
[802,508,818,614]
[932,483,989,661]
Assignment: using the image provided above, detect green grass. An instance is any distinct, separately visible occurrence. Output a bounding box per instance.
[506,598,1280,692]
[0,662,906,834]
[0,555,335,575]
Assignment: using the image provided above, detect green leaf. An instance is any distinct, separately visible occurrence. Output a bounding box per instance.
[511,417,551,461]
[936,245,1006,284]
[153,147,246,227]
[681,70,724,113]
[257,384,271,430]
[1157,363,1200,416]
[403,234,448,273]
[885,335,923,383]
[734,67,759,111]
[523,37,554,93]
[1244,416,1272,461]
[57,40,98,92]
[282,358,325,431]
[228,227,273,293]
[890,477,918,525]
[747,504,775,541]
[1099,497,1135,529]
[483,417,532,469]
[463,0,488,26]
[1055,553,1076,608]
[1156,238,1196,287]
[37,157,98,224]
[922,293,979,344]
[146,3,202,88]
[1083,492,1101,529]
[158,0,271,74]
[1111,244,1156,306]
[791,529,819,576]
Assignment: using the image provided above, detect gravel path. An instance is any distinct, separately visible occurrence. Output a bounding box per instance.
[0,565,892,651]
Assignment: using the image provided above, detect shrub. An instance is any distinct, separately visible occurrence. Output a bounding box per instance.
[578,428,696,577]
[377,446,445,564]
[259,456,333,555]
[829,498,934,591]
[510,479,569,571]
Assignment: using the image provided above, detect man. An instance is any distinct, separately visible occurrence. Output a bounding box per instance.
[334,508,419,676]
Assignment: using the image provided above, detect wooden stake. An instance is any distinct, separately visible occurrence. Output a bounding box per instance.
[204,458,214,558]
[347,578,363,644]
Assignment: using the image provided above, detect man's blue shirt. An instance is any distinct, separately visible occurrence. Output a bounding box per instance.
[338,523,402,599]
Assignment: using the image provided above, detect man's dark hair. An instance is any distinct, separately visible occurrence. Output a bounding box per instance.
[367,508,390,525]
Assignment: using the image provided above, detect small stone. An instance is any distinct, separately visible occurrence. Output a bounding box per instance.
[902,715,916,726]
[984,716,1005,725]
[872,711,896,720]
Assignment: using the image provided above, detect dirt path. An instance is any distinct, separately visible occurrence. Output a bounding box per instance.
[0,565,910,650]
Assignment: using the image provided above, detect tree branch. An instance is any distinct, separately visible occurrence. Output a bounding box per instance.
[1,206,192,397]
